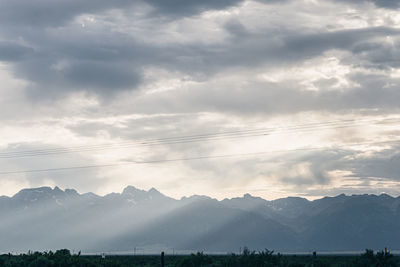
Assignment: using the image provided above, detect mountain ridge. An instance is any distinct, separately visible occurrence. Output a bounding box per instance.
[5,185,399,202]
[1,185,400,253]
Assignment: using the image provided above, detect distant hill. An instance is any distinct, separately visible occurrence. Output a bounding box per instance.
[1,186,400,253]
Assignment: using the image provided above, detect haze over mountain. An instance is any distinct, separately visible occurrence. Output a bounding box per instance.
[1,186,400,254]
[2,0,400,258]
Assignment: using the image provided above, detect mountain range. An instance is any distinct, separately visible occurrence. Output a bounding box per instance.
[1,186,400,254]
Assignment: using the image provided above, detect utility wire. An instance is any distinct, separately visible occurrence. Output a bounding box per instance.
[0,139,398,175]
[0,118,387,156]
[1,117,399,159]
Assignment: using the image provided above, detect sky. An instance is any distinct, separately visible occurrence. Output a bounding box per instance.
[1,0,400,200]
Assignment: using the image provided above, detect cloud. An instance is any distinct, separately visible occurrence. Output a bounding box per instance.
[0,0,245,28]
[0,0,132,27]
[274,142,400,191]
[339,0,400,9]
[7,25,400,101]
[110,70,400,116]
[370,0,400,8]
[0,41,34,62]
[144,0,244,17]
[0,143,105,193]
[63,61,141,92]
[1,0,400,198]
[1,0,399,101]
[346,144,400,180]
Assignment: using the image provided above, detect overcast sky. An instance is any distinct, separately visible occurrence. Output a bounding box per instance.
[1,0,400,199]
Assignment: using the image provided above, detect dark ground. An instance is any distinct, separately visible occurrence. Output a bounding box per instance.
[0,248,398,266]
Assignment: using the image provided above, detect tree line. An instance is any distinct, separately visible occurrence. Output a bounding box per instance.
[0,248,398,267]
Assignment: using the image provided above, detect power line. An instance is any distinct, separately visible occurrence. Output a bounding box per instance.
[0,139,398,175]
[0,117,399,159]
[0,118,384,156]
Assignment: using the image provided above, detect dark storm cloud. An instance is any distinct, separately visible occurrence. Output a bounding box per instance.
[338,0,400,9]
[0,0,131,27]
[369,0,399,8]
[5,29,150,97]
[276,149,348,186]
[15,59,142,98]
[346,144,400,180]
[282,27,396,59]
[349,41,400,69]
[1,0,400,199]
[63,61,141,91]
[266,142,400,188]
[0,0,244,27]
[0,0,399,110]
[0,0,247,97]
[121,25,398,84]
[145,0,244,16]
[374,0,400,8]
[217,25,400,69]
[0,41,34,62]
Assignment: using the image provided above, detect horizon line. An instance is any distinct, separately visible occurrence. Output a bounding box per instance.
[2,185,399,202]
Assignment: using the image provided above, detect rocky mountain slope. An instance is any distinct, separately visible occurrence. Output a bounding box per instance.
[1,186,399,253]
